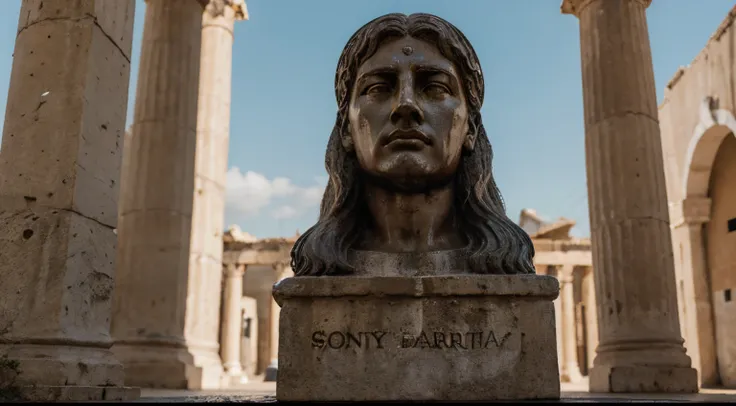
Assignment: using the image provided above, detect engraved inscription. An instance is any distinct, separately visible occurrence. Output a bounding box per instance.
[401,330,511,349]
[311,330,387,349]
[311,330,512,350]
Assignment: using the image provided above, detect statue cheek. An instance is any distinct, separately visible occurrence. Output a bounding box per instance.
[450,109,470,148]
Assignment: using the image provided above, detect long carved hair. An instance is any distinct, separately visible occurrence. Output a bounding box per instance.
[291,13,535,276]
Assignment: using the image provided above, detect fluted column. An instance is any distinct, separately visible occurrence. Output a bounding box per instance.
[221,263,246,378]
[559,266,583,382]
[187,0,247,388]
[112,0,215,390]
[562,0,697,393]
[673,197,718,386]
[0,1,136,400]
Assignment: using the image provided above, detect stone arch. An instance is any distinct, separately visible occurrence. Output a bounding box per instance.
[678,96,736,388]
[682,96,736,198]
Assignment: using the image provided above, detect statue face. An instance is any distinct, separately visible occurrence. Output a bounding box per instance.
[346,36,472,191]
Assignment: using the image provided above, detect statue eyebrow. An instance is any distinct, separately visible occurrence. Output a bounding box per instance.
[413,64,454,77]
[357,64,456,84]
[356,67,398,84]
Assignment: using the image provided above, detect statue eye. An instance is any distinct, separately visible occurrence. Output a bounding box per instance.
[424,83,451,96]
[365,83,391,95]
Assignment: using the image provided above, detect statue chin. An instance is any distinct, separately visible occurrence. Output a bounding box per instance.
[363,170,453,194]
[367,159,456,194]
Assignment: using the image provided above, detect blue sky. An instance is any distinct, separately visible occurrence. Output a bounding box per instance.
[0,1,733,239]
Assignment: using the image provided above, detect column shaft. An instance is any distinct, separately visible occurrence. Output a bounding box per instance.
[0,0,136,398]
[187,0,246,388]
[560,266,582,382]
[583,267,599,372]
[112,0,209,389]
[677,221,718,386]
[551,267,565,377]
[221,264,245,377]
[563,0,697,392]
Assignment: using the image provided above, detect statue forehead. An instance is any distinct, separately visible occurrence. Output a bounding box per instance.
[355,37,458,76]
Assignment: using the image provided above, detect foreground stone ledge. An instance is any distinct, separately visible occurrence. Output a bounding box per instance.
[4,385,140,402]
[274,274,561,402]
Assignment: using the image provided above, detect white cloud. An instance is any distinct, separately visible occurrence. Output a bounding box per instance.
[272,205,298,219]
[225,167,325,219]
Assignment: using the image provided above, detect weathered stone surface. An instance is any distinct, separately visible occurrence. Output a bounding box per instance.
[274,275,560,401]
[113,0,223,390]
[590,366,699,393]
[0,0,135,397]
[562,0,697,393]
[6,385,140,402]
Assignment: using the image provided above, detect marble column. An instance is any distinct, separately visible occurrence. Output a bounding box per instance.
[220,263,246,379]
[562,0,698,392]
[582,267,599,372]
[559,266,583,382]
[549,266,565,376]
[0,0,136,400]
[188,0,247,389]
[112,0,220,390]
[673,197,718,386]
[264,263,294,381]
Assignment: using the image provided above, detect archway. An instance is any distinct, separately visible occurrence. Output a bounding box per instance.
[682,97,736,388]
[705,132,736,387]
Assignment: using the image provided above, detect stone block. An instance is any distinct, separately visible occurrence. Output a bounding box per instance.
[273,275,561,402]
[0,200,118,350]
[589,365,699,393]
[7,385,139,402]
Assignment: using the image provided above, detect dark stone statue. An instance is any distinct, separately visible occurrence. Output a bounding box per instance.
[291,13,535,277]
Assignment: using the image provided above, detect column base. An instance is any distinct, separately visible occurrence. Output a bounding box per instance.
[0,344,124,387]
[264,360,278,382]
[0,344,137,401]
[2,385,140,402]
[561,363,584,383]
[113,344,223,389]
[589,365,699,393]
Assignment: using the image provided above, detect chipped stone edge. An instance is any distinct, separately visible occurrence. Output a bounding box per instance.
[273,275,559,305]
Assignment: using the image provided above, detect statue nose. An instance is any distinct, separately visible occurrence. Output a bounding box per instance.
[390,89,424,126]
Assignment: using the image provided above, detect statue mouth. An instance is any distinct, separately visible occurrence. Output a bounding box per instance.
[384,129,432,146]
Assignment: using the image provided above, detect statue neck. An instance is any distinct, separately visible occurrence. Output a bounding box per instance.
[360,182,466,252]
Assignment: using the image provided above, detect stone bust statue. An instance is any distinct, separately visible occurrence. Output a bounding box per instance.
[291,13,535,277]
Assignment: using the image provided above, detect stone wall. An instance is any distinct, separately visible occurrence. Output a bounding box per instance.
[659,5,736,388]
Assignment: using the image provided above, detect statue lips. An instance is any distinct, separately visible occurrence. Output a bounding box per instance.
[382,129,432,148]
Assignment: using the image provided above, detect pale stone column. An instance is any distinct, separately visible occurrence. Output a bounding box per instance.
[673,197,718,386]
[559,265,583,383]
[549,266,565,376]
[112,0,220,390]
[265,263,293,381]
[188,0,248,388]
[583,267,599,372]
[220,263,246,378]
[0,0,136,399]
[562,0,697,392]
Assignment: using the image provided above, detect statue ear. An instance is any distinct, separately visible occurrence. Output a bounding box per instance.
[463,121,476,151]
[341,127,355,152]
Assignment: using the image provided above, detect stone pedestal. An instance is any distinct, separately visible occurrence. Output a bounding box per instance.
[273,275,560,402]
[0,0,138,401]
[562,0,698,393]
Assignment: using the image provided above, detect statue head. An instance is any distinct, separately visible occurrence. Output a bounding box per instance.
[291,13,535,276]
